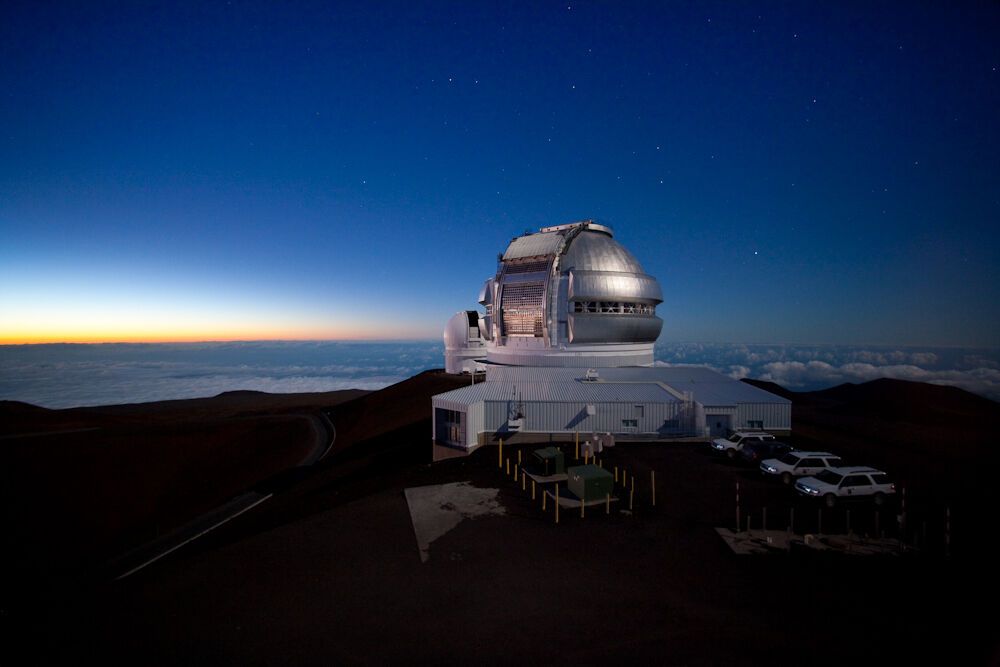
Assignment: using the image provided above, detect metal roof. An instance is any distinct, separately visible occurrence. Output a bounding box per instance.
[484,365,790,407]
[503,231,564,260]
[433,378,679,405]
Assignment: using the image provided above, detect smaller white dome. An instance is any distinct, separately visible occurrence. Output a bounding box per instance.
[443,311,486,374]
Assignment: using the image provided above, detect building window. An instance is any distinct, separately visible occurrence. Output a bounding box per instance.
[622,419,638,428]
[572,301,655,316]
[747,420,763,429]
[634,405,644,418]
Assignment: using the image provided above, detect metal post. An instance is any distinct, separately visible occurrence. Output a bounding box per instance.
[735,482,741,532]
[555,486,560,524]
[542,490,547,511]
[522,471,526,491]
[575,431,579,460]
[606,493,611,515]
[945,507,950,557]
[498,438,503,469]
[581,498,585,518]
[614,466,619,483]
[506,458,510,476]
[651,470,656,507]
[532,480,536,501]
[900,487,907,545]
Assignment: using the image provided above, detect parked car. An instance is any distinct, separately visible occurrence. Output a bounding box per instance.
[795,466,896,507]
[760,451,843,484]
[710,431,775,459]
[738,440,793,466]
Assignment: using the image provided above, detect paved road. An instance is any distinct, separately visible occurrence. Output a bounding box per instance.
[112,411,336,579]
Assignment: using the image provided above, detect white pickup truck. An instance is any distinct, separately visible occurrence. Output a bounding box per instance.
[710,431,775,459]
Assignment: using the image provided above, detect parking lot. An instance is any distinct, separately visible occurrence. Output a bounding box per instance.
[486,435,956,558]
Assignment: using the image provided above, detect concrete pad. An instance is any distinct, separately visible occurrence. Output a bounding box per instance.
[403,482,505,563]
[715,528,799,555]
[543,488,619,508]
[801,533,907,555]
[522,469,568,484]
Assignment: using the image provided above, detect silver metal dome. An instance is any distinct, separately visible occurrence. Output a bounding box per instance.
[477,220,663,367]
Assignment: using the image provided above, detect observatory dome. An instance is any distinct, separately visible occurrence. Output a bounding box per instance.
[443,310,486,374]
[476,220,663,367]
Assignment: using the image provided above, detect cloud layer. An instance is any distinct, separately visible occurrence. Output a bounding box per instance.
[0,341,442,408]
[1,341,997,409]
[654,343,1000,401]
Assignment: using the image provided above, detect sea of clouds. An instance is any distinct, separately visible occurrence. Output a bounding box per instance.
[0,341,442,409]
[653,342,1000,402]
[1,341,997,409]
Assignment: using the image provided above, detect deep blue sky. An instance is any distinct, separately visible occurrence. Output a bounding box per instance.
[2,1,998,345]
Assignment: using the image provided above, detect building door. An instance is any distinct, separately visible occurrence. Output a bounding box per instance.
[436,408,466,447]
[706,414,730,438]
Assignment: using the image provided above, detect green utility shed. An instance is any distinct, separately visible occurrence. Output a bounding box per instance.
[532,447,565,476]
[567,464,613,501]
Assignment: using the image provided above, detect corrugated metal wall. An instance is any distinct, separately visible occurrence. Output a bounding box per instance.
[466,402,485,448]
[483,400,686,435]
[736,402,791,431]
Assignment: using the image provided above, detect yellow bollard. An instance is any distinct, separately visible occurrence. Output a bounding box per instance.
[542,490,547,511]
[651,470,656,507]
[614,466,619,483]
[606,493,611,514]
[575,431,579,460]
[506,458,510,476]
[532,480,536,500]
[522,471,526,491]
[581,497,585,518]
[630,486,634,511]
[498,438,503,469]
[555,486,560,524]
[514,464,518,482]
[598,459,603,469]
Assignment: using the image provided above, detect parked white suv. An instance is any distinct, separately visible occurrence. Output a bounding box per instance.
[710,431,774,459]
[760,451,843,485]
[795,466,896,507]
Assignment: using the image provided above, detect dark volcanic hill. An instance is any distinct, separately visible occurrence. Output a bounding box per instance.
[5,372,997,665]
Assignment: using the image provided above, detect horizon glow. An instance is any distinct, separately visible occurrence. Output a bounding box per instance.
[1,3,998,347]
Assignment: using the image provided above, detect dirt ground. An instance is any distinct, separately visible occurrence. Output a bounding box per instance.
[4,373,998,665]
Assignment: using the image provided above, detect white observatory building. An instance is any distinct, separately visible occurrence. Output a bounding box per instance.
[433,220,791,450]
